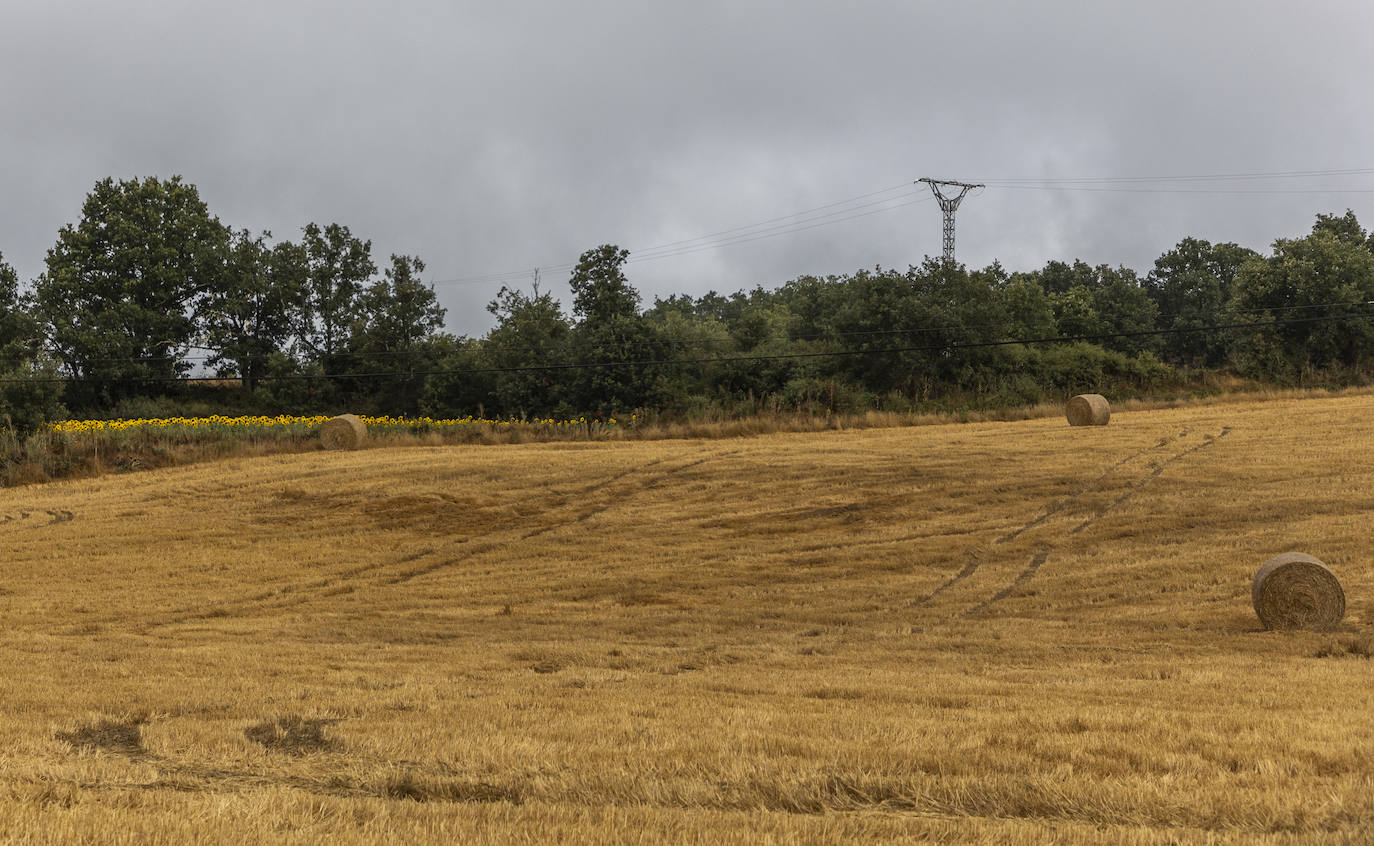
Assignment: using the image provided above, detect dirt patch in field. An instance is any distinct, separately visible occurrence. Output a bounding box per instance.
[260,487,549,536]
[56,715,147,757]
[245,715,342,755]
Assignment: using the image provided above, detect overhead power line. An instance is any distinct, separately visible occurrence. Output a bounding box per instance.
[422,165,1374,293]
[982,184,1374,196]
[629,193,930,264]
[426,182,930,288]
[977,166,1374,195]
[980,167,1374,184]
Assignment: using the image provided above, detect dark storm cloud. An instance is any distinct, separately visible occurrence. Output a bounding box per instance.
[2,1,1371,335]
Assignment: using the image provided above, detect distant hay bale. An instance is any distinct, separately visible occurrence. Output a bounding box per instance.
[1066,394,1110,426]
[1252,552,1345,631]
[320,414,367,450]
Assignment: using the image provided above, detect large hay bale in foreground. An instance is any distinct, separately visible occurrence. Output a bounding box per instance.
[1066,394,1110,426]
[1252,552,1345,631]
[320,414,367,450]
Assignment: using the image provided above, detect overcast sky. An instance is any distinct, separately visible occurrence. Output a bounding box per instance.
[3,1,1372,336]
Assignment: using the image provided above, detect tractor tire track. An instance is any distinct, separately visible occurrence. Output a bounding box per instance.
[521,454,723,541]
[998,430,1183,543]
[965,546,1050,616]
[1065,427,1229,538]
[140,452,733,630]
[906,430,1185,609]
[391,452,734,584]
[966,427,1230,616]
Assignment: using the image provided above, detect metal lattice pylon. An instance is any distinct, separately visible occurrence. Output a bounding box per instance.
[918,177,983,262]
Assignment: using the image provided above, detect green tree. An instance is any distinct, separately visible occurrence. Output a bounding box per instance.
[1088,265,1159,355]
[642,300,730,413]
[32,175,228,408]
[566,245,668,414]
[349,254,448,413]
[712,299,808,401]
[201,230,307,392]
[569,244,636,324]
[1034,259,1098,295]
[1147,237,1258,366]
[0,253,63,431]
[1001,274,1057,339]
[480,286,572,416]
[1031,261,1158,354]
[1229,214,1374,379]
[1312,210,1367,246]
[296,222,375,374]
[417,334,484,418]
[354,255,446,356]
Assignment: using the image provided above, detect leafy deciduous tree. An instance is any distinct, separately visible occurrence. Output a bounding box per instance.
[480,285,572,416]
[350,254,448,413]
[1229,214,1374,379]
[201,229,307,391]
[566,245,668,414]
[296,222,375,374]
[33,175,228,407]
[0,252,63,431]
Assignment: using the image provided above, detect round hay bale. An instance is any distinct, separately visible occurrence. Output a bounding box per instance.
[1252,552,1345,631]
[320,414,367,450]
[1066,394,1110,426]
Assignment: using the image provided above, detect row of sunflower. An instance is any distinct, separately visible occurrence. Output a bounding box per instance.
[47,414,629,437]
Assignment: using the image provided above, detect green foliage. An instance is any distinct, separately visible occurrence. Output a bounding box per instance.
[297,222,376,372]
[1311,210,1368,246]
[1030,261,1160,355]
[569,244,637,323]
[1036,343,1173,395]
[33,175,228,408]
[1002,275,1057,338]
[348,254,448,414]
[0,253,64,433]
[417,336,485,418]
[565,245,671,415]
[1147,237,1258,366]
[1229,213,1374,380]
[571,314,671,416]
[14,176,1374,425]
[201,229,307,391]
[354,255,446,355]
[478,286,572,416]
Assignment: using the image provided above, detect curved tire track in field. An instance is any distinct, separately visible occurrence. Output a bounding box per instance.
[139,452,732,630]
[1064,427,1229,538]
[965,547,1051,616]
[906,430,1186,609]
[966,427,1230,617]
[908,552,982,606]
[998,430,1184,544]
[391,452,733,584]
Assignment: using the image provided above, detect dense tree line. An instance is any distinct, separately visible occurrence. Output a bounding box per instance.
[2,175,1374,430]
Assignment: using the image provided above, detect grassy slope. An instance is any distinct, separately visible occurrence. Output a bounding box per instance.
[1,396,1371,843]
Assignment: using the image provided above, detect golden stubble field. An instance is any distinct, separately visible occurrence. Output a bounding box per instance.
[2,395,1372,844]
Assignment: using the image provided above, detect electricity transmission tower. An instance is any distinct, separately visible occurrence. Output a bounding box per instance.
[917,177,983,262]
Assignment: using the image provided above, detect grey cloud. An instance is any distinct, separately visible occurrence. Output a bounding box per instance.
[2,1,1371,335]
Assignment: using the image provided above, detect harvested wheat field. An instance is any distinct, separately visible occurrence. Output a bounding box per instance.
[2,395,1373,844]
